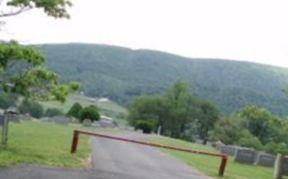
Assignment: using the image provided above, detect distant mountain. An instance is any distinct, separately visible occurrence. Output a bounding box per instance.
[36,43,288,115]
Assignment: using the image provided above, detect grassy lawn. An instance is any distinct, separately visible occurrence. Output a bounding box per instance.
[149,136,274,179]
[0,121,92,168]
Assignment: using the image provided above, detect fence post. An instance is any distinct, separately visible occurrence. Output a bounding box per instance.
[219,155,228,176]
[71,130,79,153]
[274,154,284,179]
[1,116,9,147]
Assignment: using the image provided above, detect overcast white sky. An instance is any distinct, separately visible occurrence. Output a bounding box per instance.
[1,0,288,67]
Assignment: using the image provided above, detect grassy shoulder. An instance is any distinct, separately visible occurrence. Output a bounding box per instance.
[0,121,91,168]
[148,136,274,179]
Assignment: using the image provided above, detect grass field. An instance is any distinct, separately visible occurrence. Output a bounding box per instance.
[149,137,274,179]
[0,121,92,168]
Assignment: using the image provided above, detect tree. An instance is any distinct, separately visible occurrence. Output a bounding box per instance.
[45,108,63,117]
[128,96,170,133]
[19,99,44,118]
[0,0,71,19]
[66,102,82,119]
[134,120,154,134]
[239,105,273,144]
[164,81,197,138]
[0,42,79,102]
[128,81,200,138]
[0,93,17,109]
[79,105,100,122]
[196,100,219,145]
[213,116,245,145]
[0,0,78,102]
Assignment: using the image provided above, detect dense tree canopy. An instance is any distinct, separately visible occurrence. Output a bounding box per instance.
[128,81,219,140]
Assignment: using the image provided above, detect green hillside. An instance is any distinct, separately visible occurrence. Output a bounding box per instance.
[36,43,288,115]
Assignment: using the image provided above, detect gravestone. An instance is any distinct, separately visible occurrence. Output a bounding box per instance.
[9,114,20,123]
[52,116,70,125]
[97,119,117,128]
[136,129,143,133]
[0,115,4,126]
[195,139,203,144]
[235,148,257,164]
[20,114,31,121]
[215,141,224,150]
[41,117,54,123]
[255,152,276,167]
[219,145,238,156]
[82,119,92,127]
[281,156,288,175]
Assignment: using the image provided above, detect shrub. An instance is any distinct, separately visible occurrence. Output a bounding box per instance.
[19,99,44,118]
[0,94,17,109]
[45,108,63,117]
[66,102,83,119]
[212,116,244,145]
[79,105,100,122]
[265,142,288,155]
[237,133,263,150]
[134,120,154,134]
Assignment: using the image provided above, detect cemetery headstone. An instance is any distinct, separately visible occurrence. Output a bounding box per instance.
[281,156,288,176]
[235,148,257,164]
[9,114,20,123]
[219,145,238,156]
[0,115,4,126]
[97,119,117,128]
[255,152,276,167]
[82,119,92,127]
[53,116,70,125]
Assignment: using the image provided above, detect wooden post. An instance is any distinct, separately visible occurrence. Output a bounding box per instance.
[274,154,284,179]
[1,116,9,147]
[219,155,228,176]
[71,130,79,153]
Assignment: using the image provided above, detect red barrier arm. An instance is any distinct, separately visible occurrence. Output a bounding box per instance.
[71,129,228,176]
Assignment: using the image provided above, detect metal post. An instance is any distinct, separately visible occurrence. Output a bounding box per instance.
[219,155,228,176]
[71,130,79,153]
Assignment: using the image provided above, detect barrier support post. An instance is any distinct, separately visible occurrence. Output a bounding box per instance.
[71,130,79,153]
[219,155,228,176]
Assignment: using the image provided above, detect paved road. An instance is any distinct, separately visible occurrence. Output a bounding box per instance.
[0,132,210,179]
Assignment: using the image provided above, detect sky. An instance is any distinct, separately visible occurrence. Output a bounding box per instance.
[1,0,288,67]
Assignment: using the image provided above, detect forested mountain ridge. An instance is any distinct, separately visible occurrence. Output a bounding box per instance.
[36,43,288,115]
